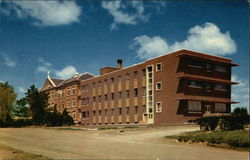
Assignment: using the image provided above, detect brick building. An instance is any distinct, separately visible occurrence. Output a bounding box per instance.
[40,49,238,125]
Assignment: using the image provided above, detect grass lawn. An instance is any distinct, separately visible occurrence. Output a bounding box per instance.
[0,143,49,160]
[166,130,250,150]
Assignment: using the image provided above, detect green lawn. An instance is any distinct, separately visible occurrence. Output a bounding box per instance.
[166,130,250,150]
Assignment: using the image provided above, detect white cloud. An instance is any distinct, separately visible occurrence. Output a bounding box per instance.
[55,66,77,79]
[102,1,149,29]
[2,1,81,26]
[231,75,249,110]
[36,58,77,79]
[37,58,52,73]
[1,52,16,67]
[18,87,26,93]
[131,22,237,59]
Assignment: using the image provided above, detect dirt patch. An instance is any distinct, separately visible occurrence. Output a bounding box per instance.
[0,125,248,160]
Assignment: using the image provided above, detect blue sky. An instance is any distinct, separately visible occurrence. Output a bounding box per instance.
[0,1,249,110]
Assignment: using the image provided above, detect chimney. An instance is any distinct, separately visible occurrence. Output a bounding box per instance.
[117,59,123,69]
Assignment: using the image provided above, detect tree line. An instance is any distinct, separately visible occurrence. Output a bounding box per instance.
[0,82,74,127]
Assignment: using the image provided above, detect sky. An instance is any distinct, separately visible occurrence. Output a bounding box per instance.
[0,0,249,110]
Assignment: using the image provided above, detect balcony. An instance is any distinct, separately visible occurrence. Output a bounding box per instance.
[176,73,238,85]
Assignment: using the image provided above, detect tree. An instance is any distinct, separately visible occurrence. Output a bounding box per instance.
[62,109,74,126]
[0,82,17,121]
[12,98,29,117]
[45,105,63,126]
[232,107,248,116]
[26,85,48,125]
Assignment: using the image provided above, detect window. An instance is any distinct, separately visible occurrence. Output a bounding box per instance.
[98,81,101,87]
[81,85,88,91]
[93,111,96,116]
[142,69,146,77]
[215,84,227,91]
[98,95,101,103]
[118,75,122,82]
[111,93,115,101]
[142,87,146,96]
[93,96,96,102]
[156,82,162,90]
[215,65,226,72]
[206,63,211,70]
[72,100,76,107]
[93,82,96,87]
[119,108,122,115]
[104,94,108,101]
[147,66,152,72]
[126,90,130,98]
[156,63,162,71]
[188,60,202,68]
[67,101,71,107]
[111,77,114,84]
[156,102,162,113]
[215,103,226,112]
[67,89,70,95]
[126,73,130,80]
[82,112,86,118]
[188,101,201,112]
[72,88,75,94]
[134,106,138,115]
[118,91,122,99]
[111,108,114,116]
[206,83,212,91]
[126,107,130,115]
[82,111,89,118]
[99,110,102,115]
[81,97,89,105]
[188,80,202,88]
[134,71,138,79]
[62,104,64,109]
[104,79,107,85]
[143,105,146,113]
[134,88,138,97]
[105,109,108,116]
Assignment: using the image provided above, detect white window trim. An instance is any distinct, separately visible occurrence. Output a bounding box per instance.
[156,82,162,91]
[156,63,162,72]
[156,102,162,113]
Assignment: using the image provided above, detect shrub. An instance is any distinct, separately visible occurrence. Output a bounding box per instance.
[0,117,32,128]
[196,112,250,131]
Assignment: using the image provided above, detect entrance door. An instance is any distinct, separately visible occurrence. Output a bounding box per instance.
[205,105,211,114]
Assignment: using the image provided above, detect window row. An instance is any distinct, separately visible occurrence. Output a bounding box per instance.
[82,106,139,118]
[188,59,227,72]
[55,100,76,109]
[49,88,76,100]
[188,101,227,113]
[81,63,162,91]
[188,80,228,91]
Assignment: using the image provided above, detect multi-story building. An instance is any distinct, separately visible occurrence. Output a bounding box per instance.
[40,49,239,125]
[40,72,94,123]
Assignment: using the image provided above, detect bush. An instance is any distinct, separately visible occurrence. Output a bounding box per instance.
[196,113,250,131]
[167,130,250,149]
[0,117,32,128]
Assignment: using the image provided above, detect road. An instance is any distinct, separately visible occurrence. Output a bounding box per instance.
[0,126,248,160]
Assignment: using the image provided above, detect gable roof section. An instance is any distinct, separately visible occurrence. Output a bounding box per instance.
[57,72,95,87]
